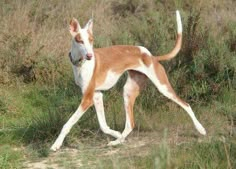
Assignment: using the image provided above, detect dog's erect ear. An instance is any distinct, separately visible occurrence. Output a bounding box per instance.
[84,19,93,34]
[69,18,81,37]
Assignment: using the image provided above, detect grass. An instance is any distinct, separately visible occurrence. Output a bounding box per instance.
[0,145,23,169]
[0,82,234,168]
[0,0,236,168]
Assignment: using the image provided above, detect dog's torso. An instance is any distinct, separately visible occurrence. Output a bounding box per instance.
[72,45,153,93]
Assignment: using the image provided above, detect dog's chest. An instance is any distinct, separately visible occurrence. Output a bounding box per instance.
[72,61,95,92]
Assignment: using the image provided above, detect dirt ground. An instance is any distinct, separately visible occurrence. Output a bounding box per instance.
[24,129,209,169]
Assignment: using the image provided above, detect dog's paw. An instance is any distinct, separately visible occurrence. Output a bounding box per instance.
[197,125,206,135]
[107,138,125,146]
[50,143,61,152]
[195,122,206,135]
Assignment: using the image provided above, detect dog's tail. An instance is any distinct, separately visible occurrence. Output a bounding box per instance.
[155,10,182,61]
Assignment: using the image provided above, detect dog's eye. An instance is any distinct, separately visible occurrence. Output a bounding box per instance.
[75,34,84,44]
[77,40,84,44]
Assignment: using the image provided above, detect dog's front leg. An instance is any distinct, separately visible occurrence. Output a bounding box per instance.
[50,96,93,151]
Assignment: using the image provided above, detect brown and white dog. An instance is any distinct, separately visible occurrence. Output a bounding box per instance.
[50,11,206,151]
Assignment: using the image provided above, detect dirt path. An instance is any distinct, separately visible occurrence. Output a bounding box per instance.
[23,129,206,169]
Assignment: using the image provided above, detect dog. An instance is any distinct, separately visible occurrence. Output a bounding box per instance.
[50,11,206,151]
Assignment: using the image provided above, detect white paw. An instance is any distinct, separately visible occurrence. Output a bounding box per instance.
[199,126,206,135]
[107,138,125,146]
[50,143,61,152]
[196,123,206,135]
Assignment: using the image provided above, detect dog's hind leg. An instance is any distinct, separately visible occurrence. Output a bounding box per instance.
[147,62,206,135]
[93,92,122,139]
[108,71,146,146]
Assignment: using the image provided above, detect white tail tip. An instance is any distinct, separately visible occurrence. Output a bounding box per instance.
[176,10,182,34]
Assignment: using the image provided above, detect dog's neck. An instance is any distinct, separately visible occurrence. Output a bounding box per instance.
[72,56,96,93]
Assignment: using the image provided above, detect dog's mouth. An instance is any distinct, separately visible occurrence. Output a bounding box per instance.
[68,52,93,66]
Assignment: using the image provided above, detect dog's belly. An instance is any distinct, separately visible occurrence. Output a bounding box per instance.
[96,71,121,91]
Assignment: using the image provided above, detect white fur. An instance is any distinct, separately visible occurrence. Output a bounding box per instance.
[135,63,174,98]
[96,71,121,90]
[72,58,95,93]
[176,10,182,34]
[183,106,206,135]
[108,76,135,146]
[80,29,94,54]
[70,25,96,93]
[93,92,122,138]
[134,62,206,135]
[71,39,87,61]
[138,46,152,56]
[51,24,96,151]
[51,106,85,151]
[51,62,95,151]
[122,76,135,135]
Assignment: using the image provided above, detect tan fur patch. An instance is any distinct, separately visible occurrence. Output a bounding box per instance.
[141,54,152,67]
[75,33,83,43]
[126,70,147,128]
[153,61,188,107]
[87,30,94,44]
[93,46,142,87]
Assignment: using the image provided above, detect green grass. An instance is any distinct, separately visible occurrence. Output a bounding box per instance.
[0,145,23,169]
[174,138,236,169]
[0,84,235,168]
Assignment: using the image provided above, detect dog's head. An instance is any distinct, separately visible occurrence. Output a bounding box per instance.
[69,18,94,65]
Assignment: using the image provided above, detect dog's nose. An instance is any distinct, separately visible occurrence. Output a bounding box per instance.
[86,53,93,60]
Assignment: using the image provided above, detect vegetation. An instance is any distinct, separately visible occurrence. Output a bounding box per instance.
[0,0,235,168]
